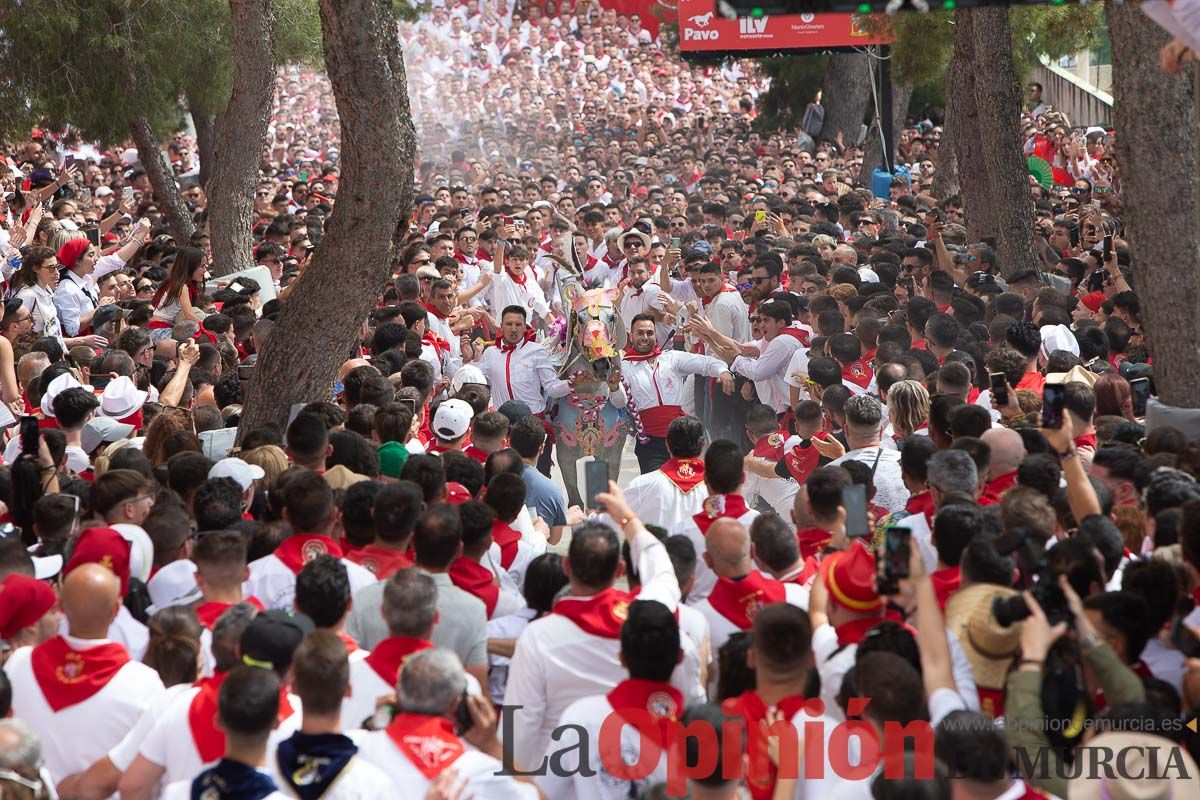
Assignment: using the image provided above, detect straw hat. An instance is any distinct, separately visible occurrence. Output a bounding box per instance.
[944,583,1022,690]
[1067,731,1198,800]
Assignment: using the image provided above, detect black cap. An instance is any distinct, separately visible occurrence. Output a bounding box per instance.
[239,609,314,674]
[496,400,532,425]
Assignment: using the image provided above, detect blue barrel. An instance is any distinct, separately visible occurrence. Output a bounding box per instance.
[871,166,911,200]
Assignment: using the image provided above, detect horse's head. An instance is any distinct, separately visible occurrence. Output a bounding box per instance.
[571,288,620,382]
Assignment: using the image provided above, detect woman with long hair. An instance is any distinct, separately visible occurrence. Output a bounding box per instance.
[149,246,206,338]
[142,605,202,687]
[886,380,931,444]
[0,299,34,406]
[1093,372,1135,421]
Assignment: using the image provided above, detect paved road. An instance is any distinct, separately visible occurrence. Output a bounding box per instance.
[547,435,642,558]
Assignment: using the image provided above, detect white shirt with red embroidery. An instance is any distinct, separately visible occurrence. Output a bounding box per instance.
[245,550,377,611]
[621,466,711,531]
[474,339,569,415]
[353,726,537,799]
[672,508,761,605]
[489,269,550,321]
[3,634,165,783]
[617,352,727,420]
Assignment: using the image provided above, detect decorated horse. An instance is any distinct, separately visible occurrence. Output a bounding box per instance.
[542,251,631,508]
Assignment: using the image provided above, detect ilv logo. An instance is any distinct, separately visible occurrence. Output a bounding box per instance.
[739,16,768,35]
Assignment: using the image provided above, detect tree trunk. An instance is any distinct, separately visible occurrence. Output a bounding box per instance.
[1106,1,1200,407]
[948,10,993,243]
[931,110,959,201]
[207,0,276,277]
[128,115,196,242]
[191,102,216,191]
[238,0,416,436]
[860,81,913,181]
[968,7,1040,279]
[818,52,872,145]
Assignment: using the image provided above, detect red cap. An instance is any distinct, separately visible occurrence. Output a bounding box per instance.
[57,237,91,272]
[64,527,131,595]
[445,482,471,505]
[1081,291,1106,313]
[0,574,57,639]
[819,540,882,613]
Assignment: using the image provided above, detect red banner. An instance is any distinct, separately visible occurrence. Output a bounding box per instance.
[677,2,890,53]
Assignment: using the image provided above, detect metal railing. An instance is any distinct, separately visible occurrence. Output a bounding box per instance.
[1029,56,1114,128]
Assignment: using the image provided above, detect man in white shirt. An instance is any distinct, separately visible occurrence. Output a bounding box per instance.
[724,299,809,413]
[464,304,569,417]
[671,440,760,605]
[4,564,164,786]
[828,395,909,514]
[621,415,710,529]
[615,257,665,333]
[617,314,732,473]
[355,649,538,799]
[691,262,752,448]
[503,484,689,772]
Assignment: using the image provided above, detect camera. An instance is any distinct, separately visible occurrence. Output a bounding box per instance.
[991,529,1072,628]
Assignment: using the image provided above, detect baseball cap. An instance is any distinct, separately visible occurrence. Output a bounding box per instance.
[496,400,532,425]
[450,365,487,394]
[416,265,441,280]
[0,574,57,639]
[445,482,472,505]
[82,416,135,455]
[433,399,474,440]
[209,457,265,492]
[377,441,408,479]
[240,609,314,674]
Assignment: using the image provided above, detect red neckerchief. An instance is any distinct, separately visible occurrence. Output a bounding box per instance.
[904,491,933,517]
[506,267,528,287]
[338,632,360,655]
[364,636,432,687]
[606,678,683,748]
[421,299,449,321]
[463,444,489,464]
[384,713,464,779]
[706,571,787,630]
[692,493,750,535]
[448,557,498,617]
[273,534,344,575]
[491,521,522,570]
[346,544,413,581]
[773,327,810,347]
[658,458,705,493]
[700,285,734,308]
[937,304,951,314]
[1016,371,1045,393]
[422,331,450,358]
[453,249,476,264]
[863,347,877,362]
[189,672,230,763]
[194,597,265,630]
[796,528,832,560]
[1074,433,1097,450]
[783,440,821,484]
[552,587,633,639]
[752,431,787,461]
[729,690,809,800]
[980,471,1018,506]
[911,338,927,351]
[117,408,144,431]
[834,615,884,647]
[621,344,661,362]
[841,357,874,390]
[475,247,490,261]
[930,567,962,610]
[967,386,981,404]
[495,327,535,353]
[30,635,130,712]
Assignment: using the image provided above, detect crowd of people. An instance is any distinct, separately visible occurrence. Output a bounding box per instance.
[0,1,1196,799]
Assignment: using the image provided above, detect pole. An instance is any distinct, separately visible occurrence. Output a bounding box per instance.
[880,44,894,175]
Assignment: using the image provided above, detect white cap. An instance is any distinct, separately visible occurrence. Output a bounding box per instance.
[31,554,62,581]
[121,148,139,167]
[451,365,487,394]
[433,399,474,440]
[209,457,265,492]
[40,373,83,418]
[1040,324,1080,360]
[145,560,200,614]
[94,186,114,198]
[82,416,135,454]
[109,524,153,585]
[100,376,148,419]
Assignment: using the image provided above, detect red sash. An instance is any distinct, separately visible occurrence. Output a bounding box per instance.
[552,587,632,639]
[706,572,786,630]
[346,545,413,580]
[692,494,750,535]
[796,528,832,560]
[638,405,685,439]
[728,690,809,800]
[841,358,874,390]
[658,457,705,494]
[606,678,683,747]
[491,521,522,570]
[752,431,787,462]
[930,567,962,610]
[194,597,264,630]
[448,557,498,617]
[364,636,433,687]
[783,440,821,484]
[273,534,343,574]
[30,636,130,712]
[621,344,661,362]
[774,327,810,347]
[384,713,464,779]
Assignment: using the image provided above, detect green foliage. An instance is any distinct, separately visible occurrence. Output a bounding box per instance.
[1011,5,1104,72]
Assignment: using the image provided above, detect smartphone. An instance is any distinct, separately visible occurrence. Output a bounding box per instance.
[989,372,1009,408]
[19,415,38,457]
[64,155,75,168]
[755,210,766,224]
[237,363,255,381]
[1102,235,1113,262]
[876,526,912,596]
[1130,377,1151,418]
[584,459,609,511]
[121,186,134,202]
[842,484,870,538]
[84,227,101,247]
[398,397,418,415]
[670,237,680,250]
[1042,383,1066,430]
[453,688,474,734]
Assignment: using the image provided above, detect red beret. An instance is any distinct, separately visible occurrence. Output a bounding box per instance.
[1081,291,1106,313]
[64,527,131,595]
[57,237,91,272]
[0,574,57,639]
